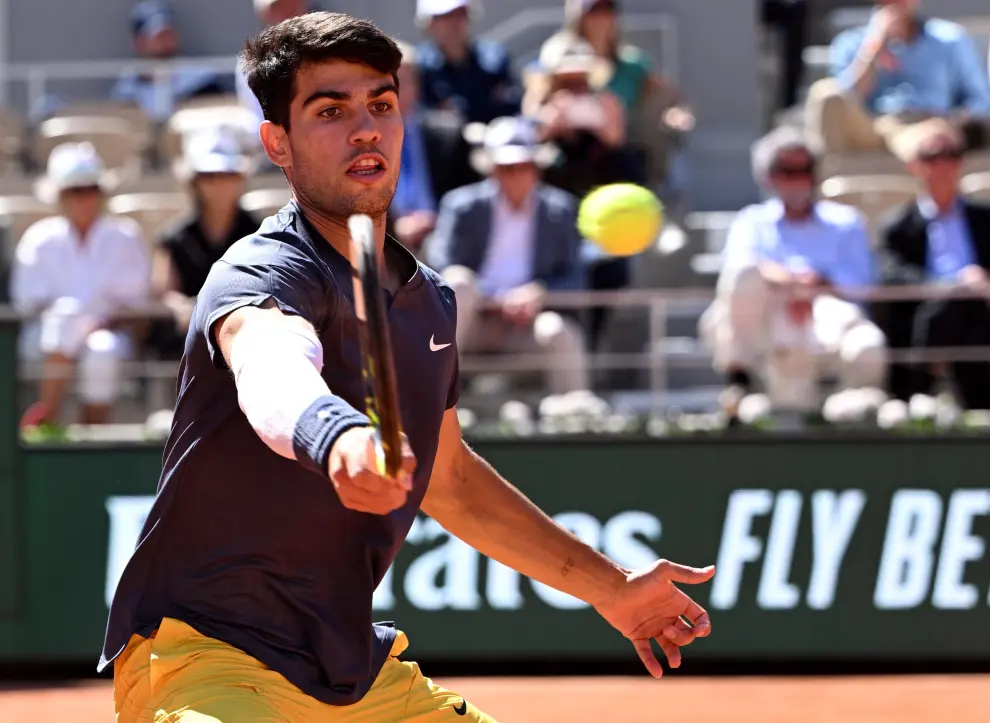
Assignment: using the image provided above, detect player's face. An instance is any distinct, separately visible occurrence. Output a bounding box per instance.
[279,60,403,221]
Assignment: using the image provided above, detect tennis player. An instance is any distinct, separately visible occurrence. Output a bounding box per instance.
[101,12,715,722]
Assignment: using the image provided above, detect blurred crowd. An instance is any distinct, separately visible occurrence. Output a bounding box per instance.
[4,0,990,432]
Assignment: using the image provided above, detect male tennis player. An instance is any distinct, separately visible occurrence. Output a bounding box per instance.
[101,12,715,722]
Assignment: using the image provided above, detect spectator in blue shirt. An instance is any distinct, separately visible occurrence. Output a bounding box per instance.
[416,0,521,124]
[388,42,478,253]
[874,119,990,408]
[806,0,990,157]
[699,127,887,419]
[111,1,225,123]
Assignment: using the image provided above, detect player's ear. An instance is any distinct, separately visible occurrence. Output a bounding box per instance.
[260,121,292,169]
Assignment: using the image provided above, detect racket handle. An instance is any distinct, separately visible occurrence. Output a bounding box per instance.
[372,428,389,478]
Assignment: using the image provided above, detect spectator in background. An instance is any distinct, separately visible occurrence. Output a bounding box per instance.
[874,119,990,409]
[544,0,694,194]
[11,143,150,427]
[112,1,226,123]
[237,0,311,132]
[147,127,259,360]
[808,0,990,157]
[700,128,887,421]
[524,37,635,200]
[389,42,478,254]
[761,0,809,110]
[416,0,521,124]
[428,116,589,395]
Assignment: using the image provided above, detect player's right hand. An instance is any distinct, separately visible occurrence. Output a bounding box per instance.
[327,427,416,514]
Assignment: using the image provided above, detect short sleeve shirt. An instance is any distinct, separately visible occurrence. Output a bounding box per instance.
[100,202,460,706]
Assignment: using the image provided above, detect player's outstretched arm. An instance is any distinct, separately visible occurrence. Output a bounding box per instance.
[421,408,715,678]
[213,302,414,515]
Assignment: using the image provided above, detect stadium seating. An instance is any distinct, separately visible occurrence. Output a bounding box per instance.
[0,108,26,176]
[35,115,145,179]
[161,104,259,165]
[107,192,192,247]
[0,195,54,261]
[49,102,154,160]
[961,172,990,201]
[240,188,292,219]
[819,175,919,244]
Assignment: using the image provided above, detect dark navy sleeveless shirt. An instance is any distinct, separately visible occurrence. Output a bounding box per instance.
[99,202,459,705]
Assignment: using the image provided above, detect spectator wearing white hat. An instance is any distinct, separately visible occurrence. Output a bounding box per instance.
[525,37,638,200]
[539,0,694,195]
[147,127,260,360]
[416,0,521,124]
[11,143,150,427]
[428,116,589,395]
[111,0,225,122]
[237,0,312,131]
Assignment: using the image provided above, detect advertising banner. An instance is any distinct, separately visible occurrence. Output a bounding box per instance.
[3,439,990,663]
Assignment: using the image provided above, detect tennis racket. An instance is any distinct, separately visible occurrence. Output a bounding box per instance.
[347,214,405,479]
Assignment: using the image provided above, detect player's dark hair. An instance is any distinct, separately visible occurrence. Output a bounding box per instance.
[241,12,403,130]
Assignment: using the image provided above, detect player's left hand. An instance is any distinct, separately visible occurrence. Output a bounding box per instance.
[594,560,715,678]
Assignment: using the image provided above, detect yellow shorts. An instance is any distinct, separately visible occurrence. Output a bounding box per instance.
[113,617,497,723]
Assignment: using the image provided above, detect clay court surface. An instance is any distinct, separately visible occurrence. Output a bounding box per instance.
[1,674,988,722]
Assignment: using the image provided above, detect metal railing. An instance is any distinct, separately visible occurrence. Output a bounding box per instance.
[0,56,240,118]
[6,280,990,413]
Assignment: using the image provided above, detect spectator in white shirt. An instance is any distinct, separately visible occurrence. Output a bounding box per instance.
[428,116,589,395]
[11,143,150,427]
[699,127,888,420]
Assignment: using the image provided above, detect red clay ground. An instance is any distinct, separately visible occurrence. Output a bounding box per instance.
[1,675,988,722]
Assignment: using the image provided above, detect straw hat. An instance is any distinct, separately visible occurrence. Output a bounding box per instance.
[538,33,613,88]
[467,116,559,175]
[34,142,119,205]
[172,125,257,182]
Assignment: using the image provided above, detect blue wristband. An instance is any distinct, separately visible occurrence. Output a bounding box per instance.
[292,395,370,477]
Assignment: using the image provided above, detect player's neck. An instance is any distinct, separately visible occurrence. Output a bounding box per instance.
[298,202,387,264]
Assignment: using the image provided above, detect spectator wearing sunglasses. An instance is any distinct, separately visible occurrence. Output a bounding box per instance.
[874,119,990,409]
[699,127,887,422]
[808,0,990,158]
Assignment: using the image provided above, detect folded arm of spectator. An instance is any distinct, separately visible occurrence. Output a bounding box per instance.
[719,206,772,286]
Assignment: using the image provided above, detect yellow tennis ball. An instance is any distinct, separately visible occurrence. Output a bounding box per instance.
[578,183,664,257]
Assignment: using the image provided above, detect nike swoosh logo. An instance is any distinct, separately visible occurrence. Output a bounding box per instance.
[453,700,468,716]
[430,335,451,352]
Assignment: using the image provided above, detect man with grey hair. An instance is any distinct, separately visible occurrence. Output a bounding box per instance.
[700,127,888,422]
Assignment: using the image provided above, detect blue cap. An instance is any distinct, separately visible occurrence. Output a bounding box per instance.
[130,0,174,39]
